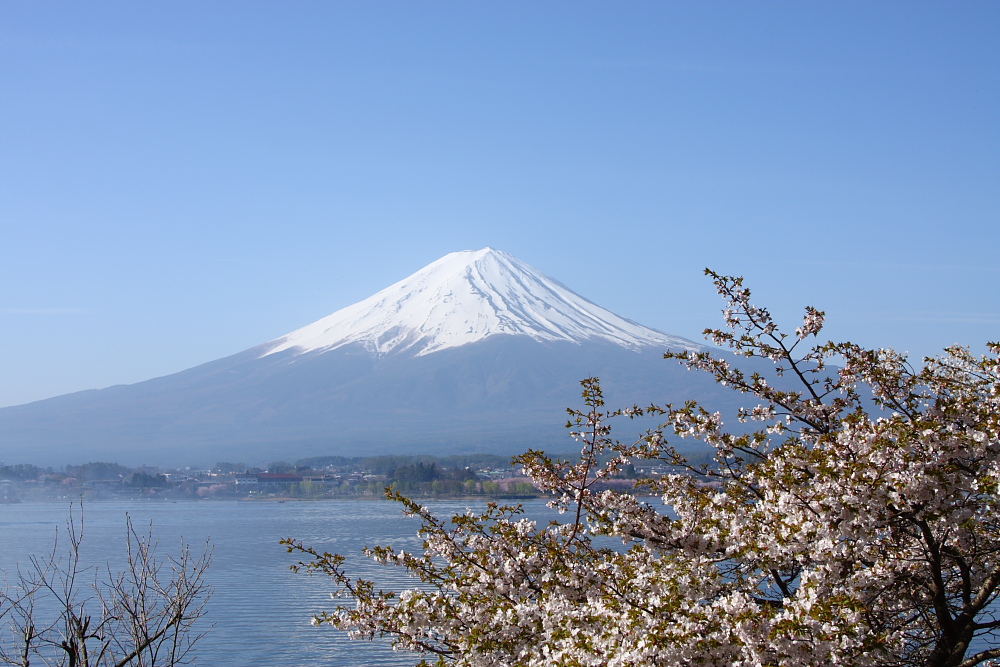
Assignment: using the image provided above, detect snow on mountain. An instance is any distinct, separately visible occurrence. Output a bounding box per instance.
[263,248,701,359]
[0,248,748,467]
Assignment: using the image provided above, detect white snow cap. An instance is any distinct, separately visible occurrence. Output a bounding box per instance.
[262,248,701,359]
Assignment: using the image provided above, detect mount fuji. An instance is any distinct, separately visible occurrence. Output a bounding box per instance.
[0,249,739,467]
[264,248,699,359]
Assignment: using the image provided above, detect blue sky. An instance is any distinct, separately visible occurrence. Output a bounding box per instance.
[1,2,997,408]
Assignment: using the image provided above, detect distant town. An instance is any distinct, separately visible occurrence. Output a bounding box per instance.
[0,455,521,502]
[0,453,687,503]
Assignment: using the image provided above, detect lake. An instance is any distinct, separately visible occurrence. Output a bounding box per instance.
[0,498,554,667]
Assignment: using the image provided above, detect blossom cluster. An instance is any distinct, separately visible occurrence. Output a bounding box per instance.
[285,273,1000,667]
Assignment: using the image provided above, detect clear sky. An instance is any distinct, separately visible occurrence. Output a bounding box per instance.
[1,2,997,408]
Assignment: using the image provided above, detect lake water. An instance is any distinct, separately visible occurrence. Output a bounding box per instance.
[0,498,554,667]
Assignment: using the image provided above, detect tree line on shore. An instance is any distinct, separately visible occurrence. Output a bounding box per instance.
[0,453,577,501]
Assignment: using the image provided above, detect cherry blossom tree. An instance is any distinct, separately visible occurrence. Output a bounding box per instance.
[285,271,1000,667]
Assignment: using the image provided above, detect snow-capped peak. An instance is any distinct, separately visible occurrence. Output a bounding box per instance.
[261,248,701,359]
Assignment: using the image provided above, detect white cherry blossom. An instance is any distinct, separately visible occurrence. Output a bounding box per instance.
[285,271,1000,667]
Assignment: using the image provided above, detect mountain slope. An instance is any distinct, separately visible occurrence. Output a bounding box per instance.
[0,249,729,468]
